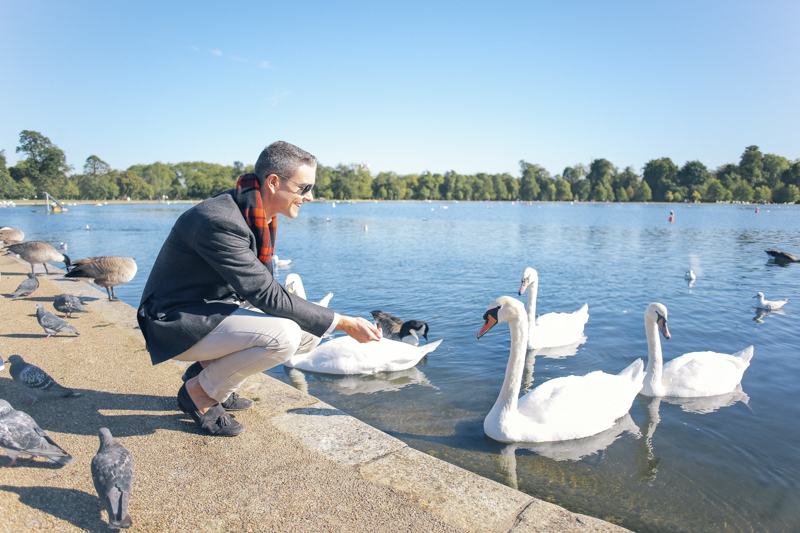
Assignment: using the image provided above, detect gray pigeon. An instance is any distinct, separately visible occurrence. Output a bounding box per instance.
[91,428,133,529]
[35,303,80,338]
[6,354,82,404]
[10,274,39,298]
[0,356,5,372]
[53,293,88,318]
[0,399,73,466]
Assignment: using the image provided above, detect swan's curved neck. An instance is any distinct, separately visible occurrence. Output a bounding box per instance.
[492,312,529,414]
[525,279,538,331]
[643,317,663,391]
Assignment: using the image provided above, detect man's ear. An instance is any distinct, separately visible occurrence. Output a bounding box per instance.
[265,173,280,193]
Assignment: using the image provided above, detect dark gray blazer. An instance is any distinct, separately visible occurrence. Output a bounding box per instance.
[137,190,334,365]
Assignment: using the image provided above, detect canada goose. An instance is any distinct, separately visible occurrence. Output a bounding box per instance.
[64,256,137,301]
[765,249,799,263]
[370,310,429,345]
[0,227,24,245]
[6,241,71,275]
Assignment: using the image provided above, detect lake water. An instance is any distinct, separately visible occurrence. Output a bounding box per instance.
[4,200,799,533]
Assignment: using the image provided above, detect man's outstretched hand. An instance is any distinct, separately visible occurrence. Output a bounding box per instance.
[336,315,383,343]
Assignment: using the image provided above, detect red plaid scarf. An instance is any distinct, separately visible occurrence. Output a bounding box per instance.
[233,173,277,265]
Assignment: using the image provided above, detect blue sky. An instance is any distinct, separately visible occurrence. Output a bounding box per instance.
[2,1,798,177]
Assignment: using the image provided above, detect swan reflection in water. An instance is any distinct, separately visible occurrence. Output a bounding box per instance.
[635,386,750,483]
[492,415,640,490]
[753,307,786,324]
[285,366,437,396]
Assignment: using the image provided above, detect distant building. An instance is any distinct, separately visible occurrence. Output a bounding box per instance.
[360,162,371,173]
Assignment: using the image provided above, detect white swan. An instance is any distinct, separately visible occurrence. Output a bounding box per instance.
[284,336,442,374]
[519,268,588,350]
[284,273,333,307]
[640,303,754,397]
[753,292,787,310]
[479,296,644,443]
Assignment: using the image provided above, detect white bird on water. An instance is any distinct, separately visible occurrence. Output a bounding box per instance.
[753,292,787,310]
[685,270,696,281]
[518,267,588,351]
[273,255,292,268]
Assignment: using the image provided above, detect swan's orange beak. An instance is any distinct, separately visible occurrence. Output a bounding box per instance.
[518,280,528,295]
[477,315,497,339]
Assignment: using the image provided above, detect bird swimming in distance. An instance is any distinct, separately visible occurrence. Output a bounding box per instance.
[53,293,88,317]
[370,310,429,345]
[753,292,788,310]
[273,255,292,268]
[0,399,73,466]
[685,270,696,281]
[59,242,68,251]
[35,303,81,338]
[765,249,799,263]
[10,273,39,298]
[92,428,134,529]
[64,256,137,301]
[6,241,71,275]
[6,354,82,404]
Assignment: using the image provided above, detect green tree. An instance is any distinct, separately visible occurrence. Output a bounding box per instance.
[677,160,710,194]
[519,161,545,200]
[772,183,800,204]
[715,163,741,190]
[731,181,754,203]
[562,164,587,184]
[703,179,727,202]
[0,150,17,199]
[117,170,154,199]
[615,186,629,202]
[572,179,590,200]
[739,145,763,186]
[762,154,790,189]
[643,158,678,201]
[128,162,179,198]
[753,186,772,202]
[554,178,572,201]
[780,162,800,188]
[10,130,74,198]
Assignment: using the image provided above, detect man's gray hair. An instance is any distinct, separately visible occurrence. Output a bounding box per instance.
[254,141,317,180]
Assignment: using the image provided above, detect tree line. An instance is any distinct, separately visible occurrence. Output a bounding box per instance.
[1,130,798,204]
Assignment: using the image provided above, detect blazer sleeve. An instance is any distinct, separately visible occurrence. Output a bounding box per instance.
[191,213,335,337]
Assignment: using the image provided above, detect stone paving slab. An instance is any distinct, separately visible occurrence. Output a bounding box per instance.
[0,252,630,533]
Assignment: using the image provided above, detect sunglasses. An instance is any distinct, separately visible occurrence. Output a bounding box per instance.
[275,173,314,196]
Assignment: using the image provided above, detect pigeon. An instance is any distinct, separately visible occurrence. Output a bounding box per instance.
[53,293,88,317]
[0,399,73,466]
[10,273,39,298]
[91,428,134,529]
[753,292,788,311]
[6,355,82,404]
[370,310,429,345]
[36,303,81,338]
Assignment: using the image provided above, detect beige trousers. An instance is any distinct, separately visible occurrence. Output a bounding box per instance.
[174,307,322,402]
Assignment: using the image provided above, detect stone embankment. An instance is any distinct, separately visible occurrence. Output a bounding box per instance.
[0,254,628,532]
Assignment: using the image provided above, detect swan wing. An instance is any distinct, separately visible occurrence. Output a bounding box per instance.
[660,348,753,397]
[286,337,442,374]
[530,304,589,348]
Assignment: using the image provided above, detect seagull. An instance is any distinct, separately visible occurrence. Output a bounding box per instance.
[6,241,71,275]
[10,273,39,298]
[765,249,799,264]
[53,294,88,317]
[370,311,429,346]
[753,292,788,310]
[273,255,292,268]
[63,256,137,301]
[59,242,68,251]
[36,304,81,338]
[92,428,134,529]
[685,270,696,281]
[86,225,92,231]
[6,354,82,404]
[0,399,73,467]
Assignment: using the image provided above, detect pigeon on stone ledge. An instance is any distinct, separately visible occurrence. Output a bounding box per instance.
[35,303,80,338]
[0,399,73,466]
[91,428,134,529]
[6,354,82,404]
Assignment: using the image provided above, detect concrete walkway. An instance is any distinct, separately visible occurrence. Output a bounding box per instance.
[0,254,629,533]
